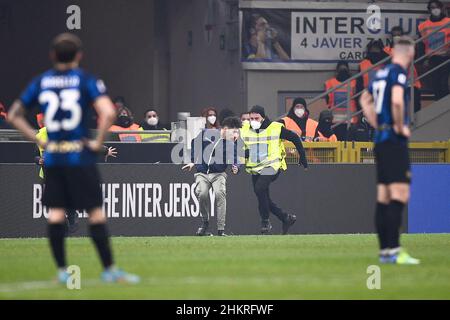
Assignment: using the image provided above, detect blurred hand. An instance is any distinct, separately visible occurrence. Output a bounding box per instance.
[107,147,117,158]
[37,138,47,150]
[182,163,195,171]
[86,140,103,153]
[38,157,44,165]
[231,165,239,174]
[394,125,411,138]
[256,29,266,43]
[271,28,279,41]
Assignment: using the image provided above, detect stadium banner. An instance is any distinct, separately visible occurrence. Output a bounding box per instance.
[240,1,428,70]
[408,165,450,233]
[0,164,384,238]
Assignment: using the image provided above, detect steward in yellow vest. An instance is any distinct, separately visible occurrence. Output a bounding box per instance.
[241,105,308,235]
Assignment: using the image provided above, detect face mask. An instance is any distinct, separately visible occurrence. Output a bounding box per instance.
[250,120,262,130]
[368,52,384,63]
[147,117,158,126]
[295,108,306,118]
[242,119,250,126]
[431,8,441,17]
[117,115,132,128]
[207,115,216,125]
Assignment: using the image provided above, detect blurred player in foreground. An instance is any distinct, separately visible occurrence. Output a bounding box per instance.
[8,33,140,283]
[360,36,420,265]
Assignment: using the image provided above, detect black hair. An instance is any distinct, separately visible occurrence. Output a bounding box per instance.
[336,61,349,70]
[428,0,444,10]
[219,108,235,126]
[51,33,82,63]
[395,36,415,47]
[367,39,385,52]
[144,109,158,117]
[222,116,242,129]
[391,26,404,35]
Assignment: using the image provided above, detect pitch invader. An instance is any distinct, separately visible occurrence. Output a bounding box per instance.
[360,36,420,265]
[8,33,140,283]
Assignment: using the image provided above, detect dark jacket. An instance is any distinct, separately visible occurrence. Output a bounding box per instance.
[140,121,168,131]
[190,129,239,174]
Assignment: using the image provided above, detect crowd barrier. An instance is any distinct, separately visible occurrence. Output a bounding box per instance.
[284,141,450,164]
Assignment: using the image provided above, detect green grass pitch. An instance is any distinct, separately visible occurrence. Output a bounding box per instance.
[0,234,449,299]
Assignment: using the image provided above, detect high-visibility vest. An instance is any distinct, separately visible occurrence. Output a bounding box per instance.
[109,124,143,142]
[283,116,337,142]
[383,46,422,89]
[359,59,384,88]
[36,127,48,179]
[418,18,450,56]
[140,132,171,143]
[325,78,358,124]
[240,121,287,174]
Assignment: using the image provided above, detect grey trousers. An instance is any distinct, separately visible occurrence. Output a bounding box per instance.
[194,172,227,231]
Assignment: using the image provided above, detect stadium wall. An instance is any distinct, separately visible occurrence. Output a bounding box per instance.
[0,0,156,121]
[0,163,408,238]
[409,165,450,234]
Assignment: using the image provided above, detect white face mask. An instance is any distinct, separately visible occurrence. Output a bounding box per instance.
[147,117,158,126]
[295,108,305,118]
[431,8,441,17]
[250,120,262,130]
[207,115,216,125]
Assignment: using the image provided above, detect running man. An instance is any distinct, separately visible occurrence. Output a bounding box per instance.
[8,33,140,283]
[241,105,308,235]
[360,36,420,265]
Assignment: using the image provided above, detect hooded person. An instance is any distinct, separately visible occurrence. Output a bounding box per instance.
[278,97,319,141]
[324,61,358,140]
[358,40,390,92]
[315,110,338,142]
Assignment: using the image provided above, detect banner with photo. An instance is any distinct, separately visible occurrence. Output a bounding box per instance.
[240,1,429,70]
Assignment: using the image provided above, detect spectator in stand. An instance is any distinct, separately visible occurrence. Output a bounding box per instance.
[419,0,450,100]
[109,106,143,142]
[141,109,168,130]
[201,107,219,129]
[278,97,333,142]
[348,114,374,142]
[315,110,338,142]
[357,40,390,94]
[324,61,358,140]
[140,108,171,143]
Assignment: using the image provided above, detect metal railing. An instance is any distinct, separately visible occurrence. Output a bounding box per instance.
[284,141,450,164]
[0,129,174,143]
[304,20,450,133]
